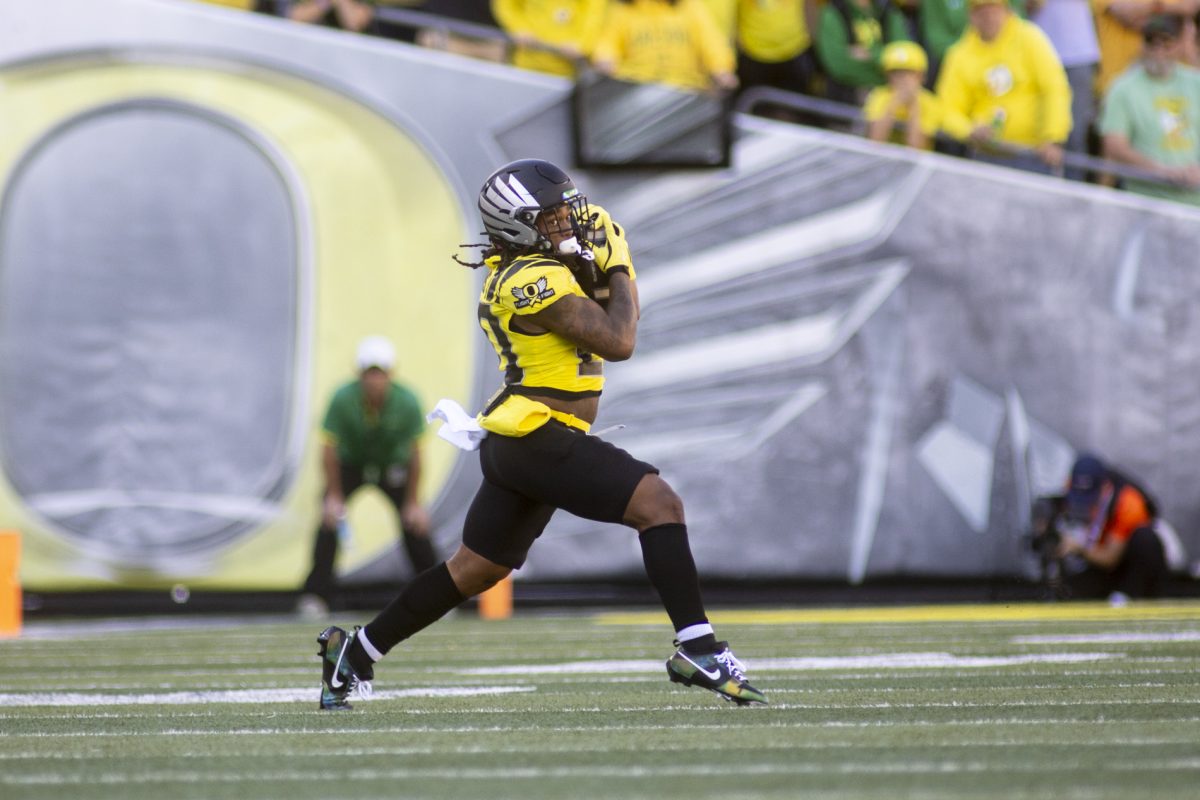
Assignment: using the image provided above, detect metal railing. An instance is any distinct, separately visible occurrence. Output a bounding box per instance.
[265,5,1179,190]
[371,5,510,43]
[735,85,1177,188]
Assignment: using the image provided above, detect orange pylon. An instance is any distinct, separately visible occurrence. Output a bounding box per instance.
[478,574,512,620]
[0,530,21,638]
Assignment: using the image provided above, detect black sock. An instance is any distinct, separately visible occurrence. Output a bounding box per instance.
[346,636,375,678]
[362,562,466,655]
[638,523,712,650]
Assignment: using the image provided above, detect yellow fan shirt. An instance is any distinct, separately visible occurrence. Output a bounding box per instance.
[592,0,736,91]
[935,15,1072,147]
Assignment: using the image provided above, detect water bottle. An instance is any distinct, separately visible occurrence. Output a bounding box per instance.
[336,515,354,551]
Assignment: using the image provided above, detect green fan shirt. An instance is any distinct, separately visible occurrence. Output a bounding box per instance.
[1100,64,1200,206]
[814,2,911,90]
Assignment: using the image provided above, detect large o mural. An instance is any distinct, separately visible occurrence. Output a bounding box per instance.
[0,52,472,587]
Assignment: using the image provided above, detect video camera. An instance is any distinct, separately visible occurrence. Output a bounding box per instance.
[1026,493,1093,594]
[1027,495,1065,562]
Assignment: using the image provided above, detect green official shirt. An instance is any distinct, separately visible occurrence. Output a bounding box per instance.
[321,379,425,472]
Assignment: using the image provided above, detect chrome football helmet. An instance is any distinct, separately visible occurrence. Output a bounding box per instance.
[478,159,590,252]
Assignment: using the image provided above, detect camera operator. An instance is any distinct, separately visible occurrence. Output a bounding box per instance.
[1034,454,1169,602]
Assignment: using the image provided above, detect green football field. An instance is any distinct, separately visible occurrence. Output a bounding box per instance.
[1,601,1198,800]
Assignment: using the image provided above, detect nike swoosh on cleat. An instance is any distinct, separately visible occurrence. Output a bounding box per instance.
[330,639,348,689]
[679,652,722,681]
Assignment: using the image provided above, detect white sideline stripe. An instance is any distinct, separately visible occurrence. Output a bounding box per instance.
[0,737,1192,761]
[456,652,1121,676]
[0,676,1178,717]
[7,718,1200,739]
[1012,631,1200,644]
[8,758,1200,785]
[0,685,535,708]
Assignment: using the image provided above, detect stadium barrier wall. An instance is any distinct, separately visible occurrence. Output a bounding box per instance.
[2,0,1198,593]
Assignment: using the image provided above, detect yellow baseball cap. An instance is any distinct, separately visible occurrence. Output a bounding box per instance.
[880,41,928,73]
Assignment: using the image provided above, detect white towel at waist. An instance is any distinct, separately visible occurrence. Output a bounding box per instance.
[426,398,487,451]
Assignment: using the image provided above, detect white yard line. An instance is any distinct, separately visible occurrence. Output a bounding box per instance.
[5,718,1200,739]
[0,685,535,708]
[1,737,1194,761]
[6,758,1200,786]
[456,652,1123,675]
[1012,631,1200,645]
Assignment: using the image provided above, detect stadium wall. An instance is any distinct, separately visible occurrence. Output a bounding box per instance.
[2,0,1198,593]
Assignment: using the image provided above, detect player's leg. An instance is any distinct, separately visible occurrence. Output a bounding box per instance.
[492,422,766,705]
[317,473,552,709]
[623,474,767,705]
[361,474,549,658]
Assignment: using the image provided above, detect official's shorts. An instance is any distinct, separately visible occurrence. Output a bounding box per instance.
[461,420,658,568]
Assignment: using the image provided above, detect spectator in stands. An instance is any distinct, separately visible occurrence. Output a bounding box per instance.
[865,40,972,147]
[415,1,507,58]
[701,0,739,42]
[592,0,738,92]
[919,0,1027,83]
[1030,0,1100,180]
[935,0,1071,174]
[813,0,911,105]
[288,0,379,32]
[894,0,922,43]
[735,0,816,99]
[1099,14,1200,204]
[1033,454,1170,602]
[492,0,608,77]
[1093,0,1200,96]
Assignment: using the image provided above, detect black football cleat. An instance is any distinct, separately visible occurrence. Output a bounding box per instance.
[666,641,767,706]
[317,625,373,710]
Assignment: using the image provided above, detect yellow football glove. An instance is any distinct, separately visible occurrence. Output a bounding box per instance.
[587,205,636,280]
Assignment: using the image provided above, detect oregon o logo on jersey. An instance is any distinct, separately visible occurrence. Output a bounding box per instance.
[512,277,556,308]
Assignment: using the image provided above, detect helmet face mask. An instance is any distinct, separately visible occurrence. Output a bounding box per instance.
[535,195,591,255]
[479,159,591,253]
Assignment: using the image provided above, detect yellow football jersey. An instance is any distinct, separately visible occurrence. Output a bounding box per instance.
[478,253,605,400]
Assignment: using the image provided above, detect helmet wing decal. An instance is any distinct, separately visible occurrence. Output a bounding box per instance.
[498,174,538,209]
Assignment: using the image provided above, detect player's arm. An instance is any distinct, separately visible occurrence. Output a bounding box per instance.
[526,273,638,361]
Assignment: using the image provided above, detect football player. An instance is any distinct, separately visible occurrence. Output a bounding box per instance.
[317,159,766,709]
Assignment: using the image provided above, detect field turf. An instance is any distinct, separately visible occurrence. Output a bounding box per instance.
[1,601,1198,799]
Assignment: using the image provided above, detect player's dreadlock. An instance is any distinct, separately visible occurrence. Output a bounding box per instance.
[453,233,545,269]
[454,235,609,306]
[451,240,494,269]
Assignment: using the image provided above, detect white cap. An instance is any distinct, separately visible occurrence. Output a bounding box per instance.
[356,335,395,371]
